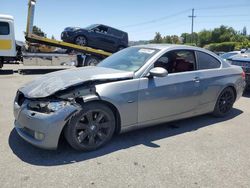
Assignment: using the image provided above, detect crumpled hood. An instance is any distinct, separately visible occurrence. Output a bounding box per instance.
[19,66,134,98]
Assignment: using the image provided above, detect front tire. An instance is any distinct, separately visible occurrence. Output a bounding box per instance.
[212,87,235,117]
[75,35,87,46]
[65,102,116,151]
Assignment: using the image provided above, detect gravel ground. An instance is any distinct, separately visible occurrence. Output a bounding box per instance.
[1,64,250,188]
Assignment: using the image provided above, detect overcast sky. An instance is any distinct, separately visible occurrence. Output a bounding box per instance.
[1,0,250,41]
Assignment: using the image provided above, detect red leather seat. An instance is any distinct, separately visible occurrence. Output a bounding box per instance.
[175,59,191,72]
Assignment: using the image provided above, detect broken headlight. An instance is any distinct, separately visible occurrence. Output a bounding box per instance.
[28,101,68,113]
[47,101,67,112]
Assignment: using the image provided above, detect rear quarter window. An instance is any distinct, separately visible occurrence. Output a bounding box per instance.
[108,29,123,38]
[196,51,221,70]
[0,22,10,35]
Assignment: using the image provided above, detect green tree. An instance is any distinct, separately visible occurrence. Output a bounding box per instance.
[171,35,181,44]
[152,32,163,43]
[211,25,236,43]
[32,26,47,37]
[181,33,189,44]
[242,26,247,36]
[163,35,172,43]
[197,30,212,47]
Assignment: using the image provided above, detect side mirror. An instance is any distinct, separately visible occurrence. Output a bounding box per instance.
[149,67,168,78]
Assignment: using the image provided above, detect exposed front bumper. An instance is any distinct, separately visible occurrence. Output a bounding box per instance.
[61,31,75,43]
[13,101,78,150]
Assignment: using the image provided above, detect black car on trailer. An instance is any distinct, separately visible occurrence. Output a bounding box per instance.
[61,24,128,53]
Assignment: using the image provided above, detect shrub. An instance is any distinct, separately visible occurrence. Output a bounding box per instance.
[204,42,237,52]
[204,41,250,52]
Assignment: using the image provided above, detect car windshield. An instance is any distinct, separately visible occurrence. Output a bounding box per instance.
[84,24,99,30]
[97,47,159,72]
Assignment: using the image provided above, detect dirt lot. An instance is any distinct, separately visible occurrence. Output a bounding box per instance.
[1,64,250,188]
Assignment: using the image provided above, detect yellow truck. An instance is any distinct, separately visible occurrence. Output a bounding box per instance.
[0,14,23,68]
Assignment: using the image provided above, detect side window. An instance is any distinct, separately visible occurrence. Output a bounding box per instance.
[154,50,196,74]
[0,22,10,35]
[108,29,122,38]
[96,25,108,34]
[196,51,221,70]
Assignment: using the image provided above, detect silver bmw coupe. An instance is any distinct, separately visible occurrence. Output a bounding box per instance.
[14,44,246,151]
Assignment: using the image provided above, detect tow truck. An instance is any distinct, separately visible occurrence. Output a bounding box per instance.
[0,0,112,69]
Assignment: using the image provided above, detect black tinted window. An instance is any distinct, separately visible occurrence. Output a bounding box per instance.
[109,29,123,37]
[96,25,108,34]
[196,51,221,69]
[0,22,10,35]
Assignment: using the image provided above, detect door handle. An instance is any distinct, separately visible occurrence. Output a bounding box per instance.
[193,77,200,83]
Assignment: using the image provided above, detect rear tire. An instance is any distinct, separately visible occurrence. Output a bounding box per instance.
[64,102,116,151]
[84,56,101,66]
[212,87,235,117]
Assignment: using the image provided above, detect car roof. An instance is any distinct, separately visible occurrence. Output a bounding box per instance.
[0,14,14,21]
[96,24,127,34]
[132,44,224,64]
[133,44,211,52]
[134,44,182,50]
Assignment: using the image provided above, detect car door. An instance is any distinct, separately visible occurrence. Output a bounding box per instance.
[91,25,115,51]
[138,50,202,124]
[194,50,223,112]
[0,19,15,57]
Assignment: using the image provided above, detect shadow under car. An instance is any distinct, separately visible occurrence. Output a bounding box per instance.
[9,108,243,166]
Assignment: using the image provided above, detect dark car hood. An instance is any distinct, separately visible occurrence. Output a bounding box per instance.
[64,27,82,31]
[19,66,134,98]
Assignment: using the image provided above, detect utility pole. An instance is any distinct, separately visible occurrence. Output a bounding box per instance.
[188,8,196,44]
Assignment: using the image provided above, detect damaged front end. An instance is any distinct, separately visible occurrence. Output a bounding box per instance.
[13,66,134,149]
[14,83,99,129]
[13,91,80,149]
[13,81,110,149]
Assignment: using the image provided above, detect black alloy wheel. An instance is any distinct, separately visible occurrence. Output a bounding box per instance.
[75,35,87,46]
[65,102,116,151]
[213,87,235,117]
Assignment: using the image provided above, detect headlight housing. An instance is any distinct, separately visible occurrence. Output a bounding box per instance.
[28,100,68,113]
[47,101,67,112]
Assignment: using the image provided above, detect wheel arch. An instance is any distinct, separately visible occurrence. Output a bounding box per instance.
[228,85,237,101]
[220,84,237,101]
[94,100,122,134]
[66,98,122,134]
[212,84,237,110]
[74,34,88,44]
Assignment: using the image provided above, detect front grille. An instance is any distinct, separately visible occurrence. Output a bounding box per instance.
[15,91,25,106]
[61,32,68,39]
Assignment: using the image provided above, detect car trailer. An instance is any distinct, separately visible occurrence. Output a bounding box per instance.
[25,0,112,67]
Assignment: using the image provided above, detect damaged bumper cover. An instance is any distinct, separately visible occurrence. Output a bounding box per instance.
[13,99,79,150]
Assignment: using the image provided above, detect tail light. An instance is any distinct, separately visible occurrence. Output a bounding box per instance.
[242,71,246,80]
